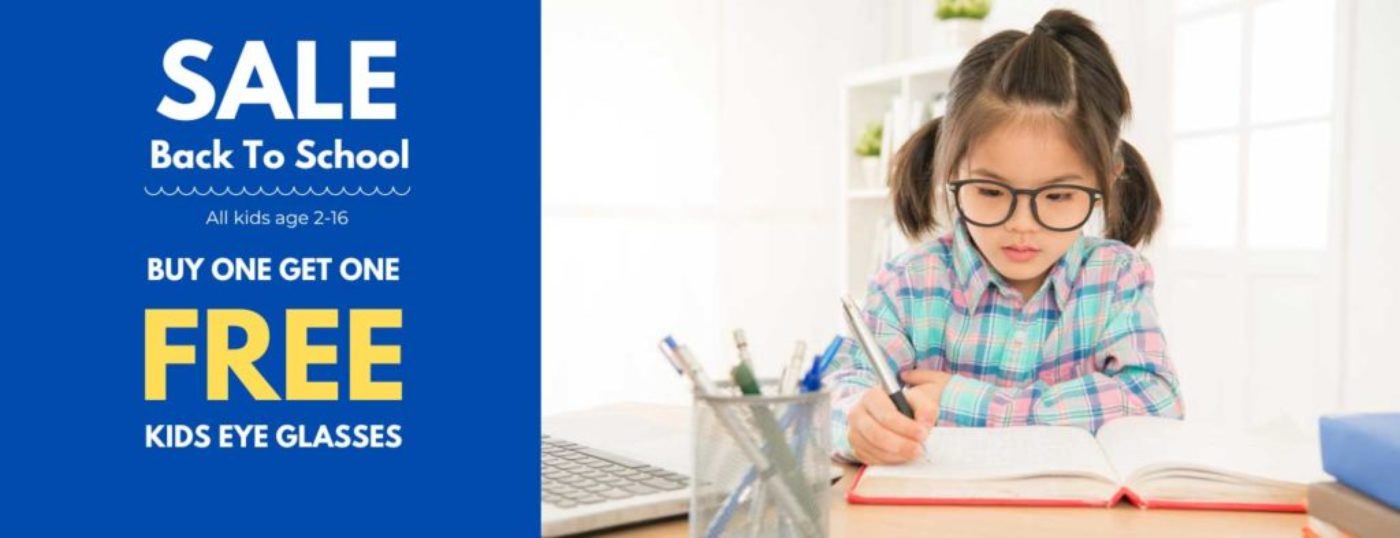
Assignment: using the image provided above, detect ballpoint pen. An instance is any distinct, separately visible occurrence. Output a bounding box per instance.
[732,329,755,369]
[778,340,809,396]
[841,296,916,419]
[801,335,843,393]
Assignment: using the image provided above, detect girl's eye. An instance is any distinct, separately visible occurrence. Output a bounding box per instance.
[1044,191,1077,203]
[975,187,1004,197]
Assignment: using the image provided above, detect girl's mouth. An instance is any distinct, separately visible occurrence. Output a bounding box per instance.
[1001,245,1040,263]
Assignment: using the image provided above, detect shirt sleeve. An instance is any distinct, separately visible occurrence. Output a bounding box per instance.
[825,267,919,462]
[937,254,1185,432]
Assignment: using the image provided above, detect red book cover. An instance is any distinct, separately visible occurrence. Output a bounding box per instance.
[847,465,1307,512]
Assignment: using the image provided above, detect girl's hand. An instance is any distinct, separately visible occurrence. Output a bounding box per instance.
[846,370,954,465]
[900,369,952,429]
[847,386,927,465]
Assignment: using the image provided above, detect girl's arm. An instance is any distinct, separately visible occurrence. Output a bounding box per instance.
[937,254,1185,432]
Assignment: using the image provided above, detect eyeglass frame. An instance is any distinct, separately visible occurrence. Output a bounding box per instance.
[945,179,1104,232]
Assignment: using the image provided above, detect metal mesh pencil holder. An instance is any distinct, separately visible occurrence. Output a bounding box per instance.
[691,380,830,538]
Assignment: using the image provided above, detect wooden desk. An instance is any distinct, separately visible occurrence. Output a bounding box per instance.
[600,463,1304,537]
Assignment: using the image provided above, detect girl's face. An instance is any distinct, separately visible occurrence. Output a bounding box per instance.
[954,119,1103,298]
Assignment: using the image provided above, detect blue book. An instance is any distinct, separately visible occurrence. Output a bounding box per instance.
[1320,413,1400,510]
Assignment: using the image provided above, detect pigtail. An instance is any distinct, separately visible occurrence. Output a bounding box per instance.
[1106,140,1161,247]
[890,116,943,239]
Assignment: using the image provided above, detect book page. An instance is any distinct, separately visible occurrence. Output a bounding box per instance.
[864,425,1117,482]
[1095,416,1326,485]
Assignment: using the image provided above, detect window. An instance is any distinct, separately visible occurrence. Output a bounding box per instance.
[1170,0,1337,250]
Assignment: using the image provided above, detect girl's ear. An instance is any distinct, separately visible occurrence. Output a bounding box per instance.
[1105,153,1125,204]
[1112,150,1126,183]
[1102,162,1121,212]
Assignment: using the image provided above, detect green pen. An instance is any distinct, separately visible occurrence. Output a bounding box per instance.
[730,359,764,396]
[729,361,820,525]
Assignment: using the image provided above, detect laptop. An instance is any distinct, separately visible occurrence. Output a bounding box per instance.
[541,404,694,537]
[541,403,842,537]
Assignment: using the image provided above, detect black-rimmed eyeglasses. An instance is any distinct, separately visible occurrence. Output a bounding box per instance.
[947,179,1102,232]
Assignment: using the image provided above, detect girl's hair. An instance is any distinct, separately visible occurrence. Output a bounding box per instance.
[891,9,1161,247]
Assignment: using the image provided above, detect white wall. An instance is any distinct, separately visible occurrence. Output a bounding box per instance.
[542,0,884,415]
[543,0,719,415]
[1342,0,1400,412]
[713,1,882,382]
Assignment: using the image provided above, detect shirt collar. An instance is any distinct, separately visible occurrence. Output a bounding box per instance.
[950,219,1087,308]
[1048,235,1086,308]
[950,219,1000,308]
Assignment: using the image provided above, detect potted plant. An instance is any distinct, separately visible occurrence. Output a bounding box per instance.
[935,0,991,50]
[854,122,883,187]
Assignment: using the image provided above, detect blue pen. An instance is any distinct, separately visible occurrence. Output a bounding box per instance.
[801,336,844,393]
[705,335,843,538]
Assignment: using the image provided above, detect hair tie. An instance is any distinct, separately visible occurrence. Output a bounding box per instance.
[1033,22,1057,38]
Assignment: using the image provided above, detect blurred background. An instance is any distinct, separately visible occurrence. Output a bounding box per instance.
[541,0,1400,432]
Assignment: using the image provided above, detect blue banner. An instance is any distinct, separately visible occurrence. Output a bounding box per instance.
[1,2,540,534]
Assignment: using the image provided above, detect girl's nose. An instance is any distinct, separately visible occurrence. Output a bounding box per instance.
[1005,193,1039,232]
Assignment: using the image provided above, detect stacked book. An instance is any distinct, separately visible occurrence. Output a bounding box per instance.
[1306,414,1400,538]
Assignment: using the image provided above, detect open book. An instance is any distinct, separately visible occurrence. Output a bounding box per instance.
[848,416,1325,511]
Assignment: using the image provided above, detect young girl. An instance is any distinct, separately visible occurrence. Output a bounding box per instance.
[829,9,1184,465]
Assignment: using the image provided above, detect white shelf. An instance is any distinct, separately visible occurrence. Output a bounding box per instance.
[839,52,965,301]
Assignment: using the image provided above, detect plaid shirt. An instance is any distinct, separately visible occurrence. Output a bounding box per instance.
[827,220,1184,461]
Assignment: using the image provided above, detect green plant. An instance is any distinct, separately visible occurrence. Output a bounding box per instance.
[855,122,882,157]
[935,0,991,21]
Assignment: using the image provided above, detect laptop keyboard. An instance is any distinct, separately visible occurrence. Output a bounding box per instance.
[542,435,689,509]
